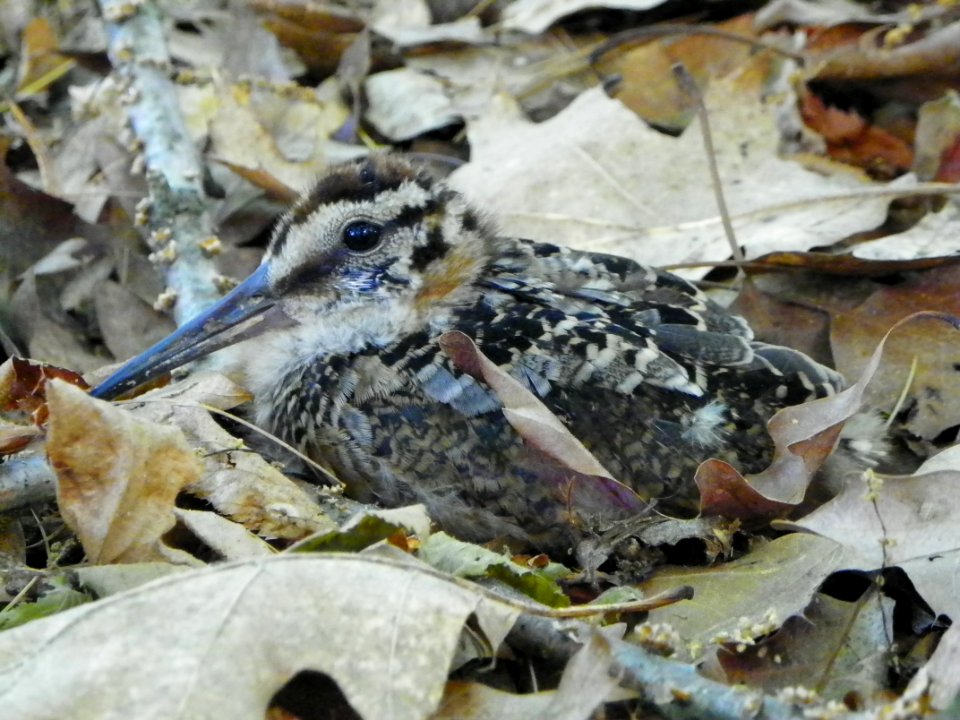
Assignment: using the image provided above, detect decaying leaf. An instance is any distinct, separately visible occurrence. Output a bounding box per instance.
[118,372,338,540]
[830,273,960,442]
[175,76,351,191]
[780,468,960,620]
[45,379,201,565]
[640,534,852,661]
[696,310,958,518]
[0,554,521,720]
[717,591,894,702]
[594,15,766,131]
[450,69,900,278]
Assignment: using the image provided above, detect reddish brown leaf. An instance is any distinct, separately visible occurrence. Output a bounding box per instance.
[696,312,959,518]
[800,92,913,177]
[695,459,794,519]
[1,357,89,426]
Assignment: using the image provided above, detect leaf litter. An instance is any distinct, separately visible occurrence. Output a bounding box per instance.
[1,1,960,718]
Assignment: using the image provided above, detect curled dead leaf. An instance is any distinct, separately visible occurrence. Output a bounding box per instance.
[45,379,201,564]
[439,331,649,529]
[697,311,960,519]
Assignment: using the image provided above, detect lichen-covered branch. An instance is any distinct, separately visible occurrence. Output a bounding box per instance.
[100,0,222,325]
[0,455,56,511]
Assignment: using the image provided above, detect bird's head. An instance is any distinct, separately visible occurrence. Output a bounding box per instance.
[92,155,493,399]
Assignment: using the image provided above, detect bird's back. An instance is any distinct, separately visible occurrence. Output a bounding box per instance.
[257,234,843,550]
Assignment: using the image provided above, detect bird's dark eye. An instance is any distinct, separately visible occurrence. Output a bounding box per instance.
[342,221,383,252]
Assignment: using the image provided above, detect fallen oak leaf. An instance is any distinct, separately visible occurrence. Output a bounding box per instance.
[0,552,685,720]
[696,311,960,519]
[695,458,795,520]
[640,533,853,662]
[715,591,894,701]
[778,467,960,620]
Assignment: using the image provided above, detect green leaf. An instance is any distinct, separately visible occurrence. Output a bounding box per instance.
[418,532,571,608]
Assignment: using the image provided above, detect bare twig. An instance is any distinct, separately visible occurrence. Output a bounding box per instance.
[590,24,804,66]
[672,62,744,268]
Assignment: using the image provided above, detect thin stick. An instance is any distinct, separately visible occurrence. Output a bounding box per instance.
[673,62,745,268]
[590,24,804,65]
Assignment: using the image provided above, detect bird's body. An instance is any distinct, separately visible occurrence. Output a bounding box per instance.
[95,155,844,552]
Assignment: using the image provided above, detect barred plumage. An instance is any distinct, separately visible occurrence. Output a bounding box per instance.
[94,155,843,552]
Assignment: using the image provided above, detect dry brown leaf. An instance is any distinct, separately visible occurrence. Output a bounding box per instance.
[178,77,350,191]
[254,2,363,75]
[0,356,86,457]
[808,21,960,83]
[45,379,201,565]
[697,311,959,517]
[595,15,763,131]
[14,18,75,99]
[0,144,94,277]
[0,422,42,455]
[830,269,960,441]
[716,591,893,701]
[10,272,106,375]
[121,373,338,540]
[799,91,913,177]
[729,278,834,368]
[640,534,852,661]
[693,382,851,518]
[94,280,176,363]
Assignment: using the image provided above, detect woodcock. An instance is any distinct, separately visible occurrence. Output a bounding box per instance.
[93,155,844,552]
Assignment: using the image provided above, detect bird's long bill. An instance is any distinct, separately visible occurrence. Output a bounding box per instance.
[91,263,276,400]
